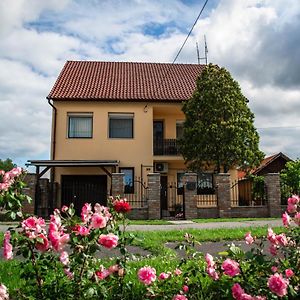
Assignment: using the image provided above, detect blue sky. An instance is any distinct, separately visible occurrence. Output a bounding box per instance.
[1,0,300,168]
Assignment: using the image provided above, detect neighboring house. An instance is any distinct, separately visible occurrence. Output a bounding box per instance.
[238,152,292,179]
[28,61,238,215]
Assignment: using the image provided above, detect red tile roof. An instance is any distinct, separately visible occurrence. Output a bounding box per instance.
[47,61,205,102]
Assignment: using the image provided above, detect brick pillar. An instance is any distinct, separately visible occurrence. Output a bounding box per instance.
[216,173,231,218]
[147,173,161,219]
[265,173,281,217]
[112,173,124,198]
[183,173,198,219]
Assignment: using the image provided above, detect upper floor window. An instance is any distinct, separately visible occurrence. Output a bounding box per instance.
[176,121,184,139]
[68,113,93,138]
[109,113,134,138]
[120,167,134,194]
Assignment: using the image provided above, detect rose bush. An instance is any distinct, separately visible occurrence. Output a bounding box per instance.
[0,167,300,299]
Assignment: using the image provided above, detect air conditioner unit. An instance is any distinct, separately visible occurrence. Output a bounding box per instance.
[154,162,168,173]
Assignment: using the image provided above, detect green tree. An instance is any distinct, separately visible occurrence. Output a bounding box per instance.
[280,159,300,194]
[179,64,264,173]
[0,158,16,172]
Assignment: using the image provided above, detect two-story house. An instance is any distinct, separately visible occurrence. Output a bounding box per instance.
[28,61,238,216]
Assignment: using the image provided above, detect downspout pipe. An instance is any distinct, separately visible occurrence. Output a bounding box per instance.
[47,98,57,214]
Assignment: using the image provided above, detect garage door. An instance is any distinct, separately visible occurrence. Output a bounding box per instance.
[61,175,107,213]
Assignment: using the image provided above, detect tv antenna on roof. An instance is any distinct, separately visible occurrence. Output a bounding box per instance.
[196,35,208,65]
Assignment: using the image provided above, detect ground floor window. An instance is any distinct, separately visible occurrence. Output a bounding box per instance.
[120,167,134,194]
[197,173,214,195]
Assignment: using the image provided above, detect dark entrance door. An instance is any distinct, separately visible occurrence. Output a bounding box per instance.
[153,121,164,155]
[160,175,168,217]
[61,175,107,214]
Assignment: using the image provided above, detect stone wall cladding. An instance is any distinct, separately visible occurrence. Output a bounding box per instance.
[112,173,125,198]
[127,207,148,220]
[230,206,269,218]
[183,173,198,219]
[265,173,282,217]
[197,207,219,218]
[23,173,36,214]
[215,173,231,218]
[147,173,161,219]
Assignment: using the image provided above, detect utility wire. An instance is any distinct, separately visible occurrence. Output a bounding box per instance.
[257,126,300,129]
[172,0,209,64]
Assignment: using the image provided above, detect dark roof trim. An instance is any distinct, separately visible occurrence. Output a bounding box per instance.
[27,160,119,167]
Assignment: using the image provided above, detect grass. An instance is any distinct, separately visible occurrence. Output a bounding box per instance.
[130,226,286,256]
[192,217,279,223]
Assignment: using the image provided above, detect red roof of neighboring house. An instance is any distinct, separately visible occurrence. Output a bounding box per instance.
[47,61,205,102]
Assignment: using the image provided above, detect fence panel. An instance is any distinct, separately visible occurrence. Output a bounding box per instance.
[166,182,185,218]
[231,178,267,207]
[124,177,148,208]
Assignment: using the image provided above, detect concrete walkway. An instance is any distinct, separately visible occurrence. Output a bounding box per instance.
[0,219,283,233]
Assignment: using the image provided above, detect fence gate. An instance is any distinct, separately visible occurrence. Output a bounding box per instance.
[124,177,148,208]
[161,181,185,219]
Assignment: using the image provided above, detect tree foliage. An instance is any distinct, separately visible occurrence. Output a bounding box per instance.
[280,159,300,194]
[179,64,264,173]
[0,158,16,172]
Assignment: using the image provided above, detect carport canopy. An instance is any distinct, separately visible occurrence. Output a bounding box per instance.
[26,160,119,179]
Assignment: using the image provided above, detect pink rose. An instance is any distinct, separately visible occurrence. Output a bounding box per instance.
[22,216,46,239]
[3,231,13,260]
[232,283,245,299]
[285,269,294,278]
[267,228,277,244]
[96,266,110,280]
[182,285,189,293]
[288,195,299,205]
[0,283,9,299]
[60,251,69,266]
[98,233,118,249]
[91,213,107,229]
[244,232,254,244]
[276,234,288,246]
[174,268,182,276]
[268,273,288,297]
[73,225,90,236]
[282,212,291,227]
[138,266,156,285]
[287,203,297,214]
[64,268,74,279]
[172,295,188,300]
[222,258,240,277]
[108,264,119,274]
[81,203,92,223]
[206,266,219,280]
[35,233,49,252]
[294,212,300,225]
[61,205,68,212]
[271,266,278,273]
[158,272,170,280]
[205,253,215,267]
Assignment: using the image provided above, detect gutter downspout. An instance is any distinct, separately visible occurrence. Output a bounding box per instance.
[47,98,57,214]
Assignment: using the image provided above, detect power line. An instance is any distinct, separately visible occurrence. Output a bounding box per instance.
[172,0,209,64]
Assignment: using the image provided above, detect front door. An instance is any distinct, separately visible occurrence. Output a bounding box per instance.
[160,175,168,217]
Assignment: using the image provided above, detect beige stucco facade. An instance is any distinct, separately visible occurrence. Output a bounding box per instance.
[51,100,238,206]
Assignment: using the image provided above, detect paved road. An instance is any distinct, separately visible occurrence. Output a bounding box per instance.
[126,219,283,231]
[0,219,283,233]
